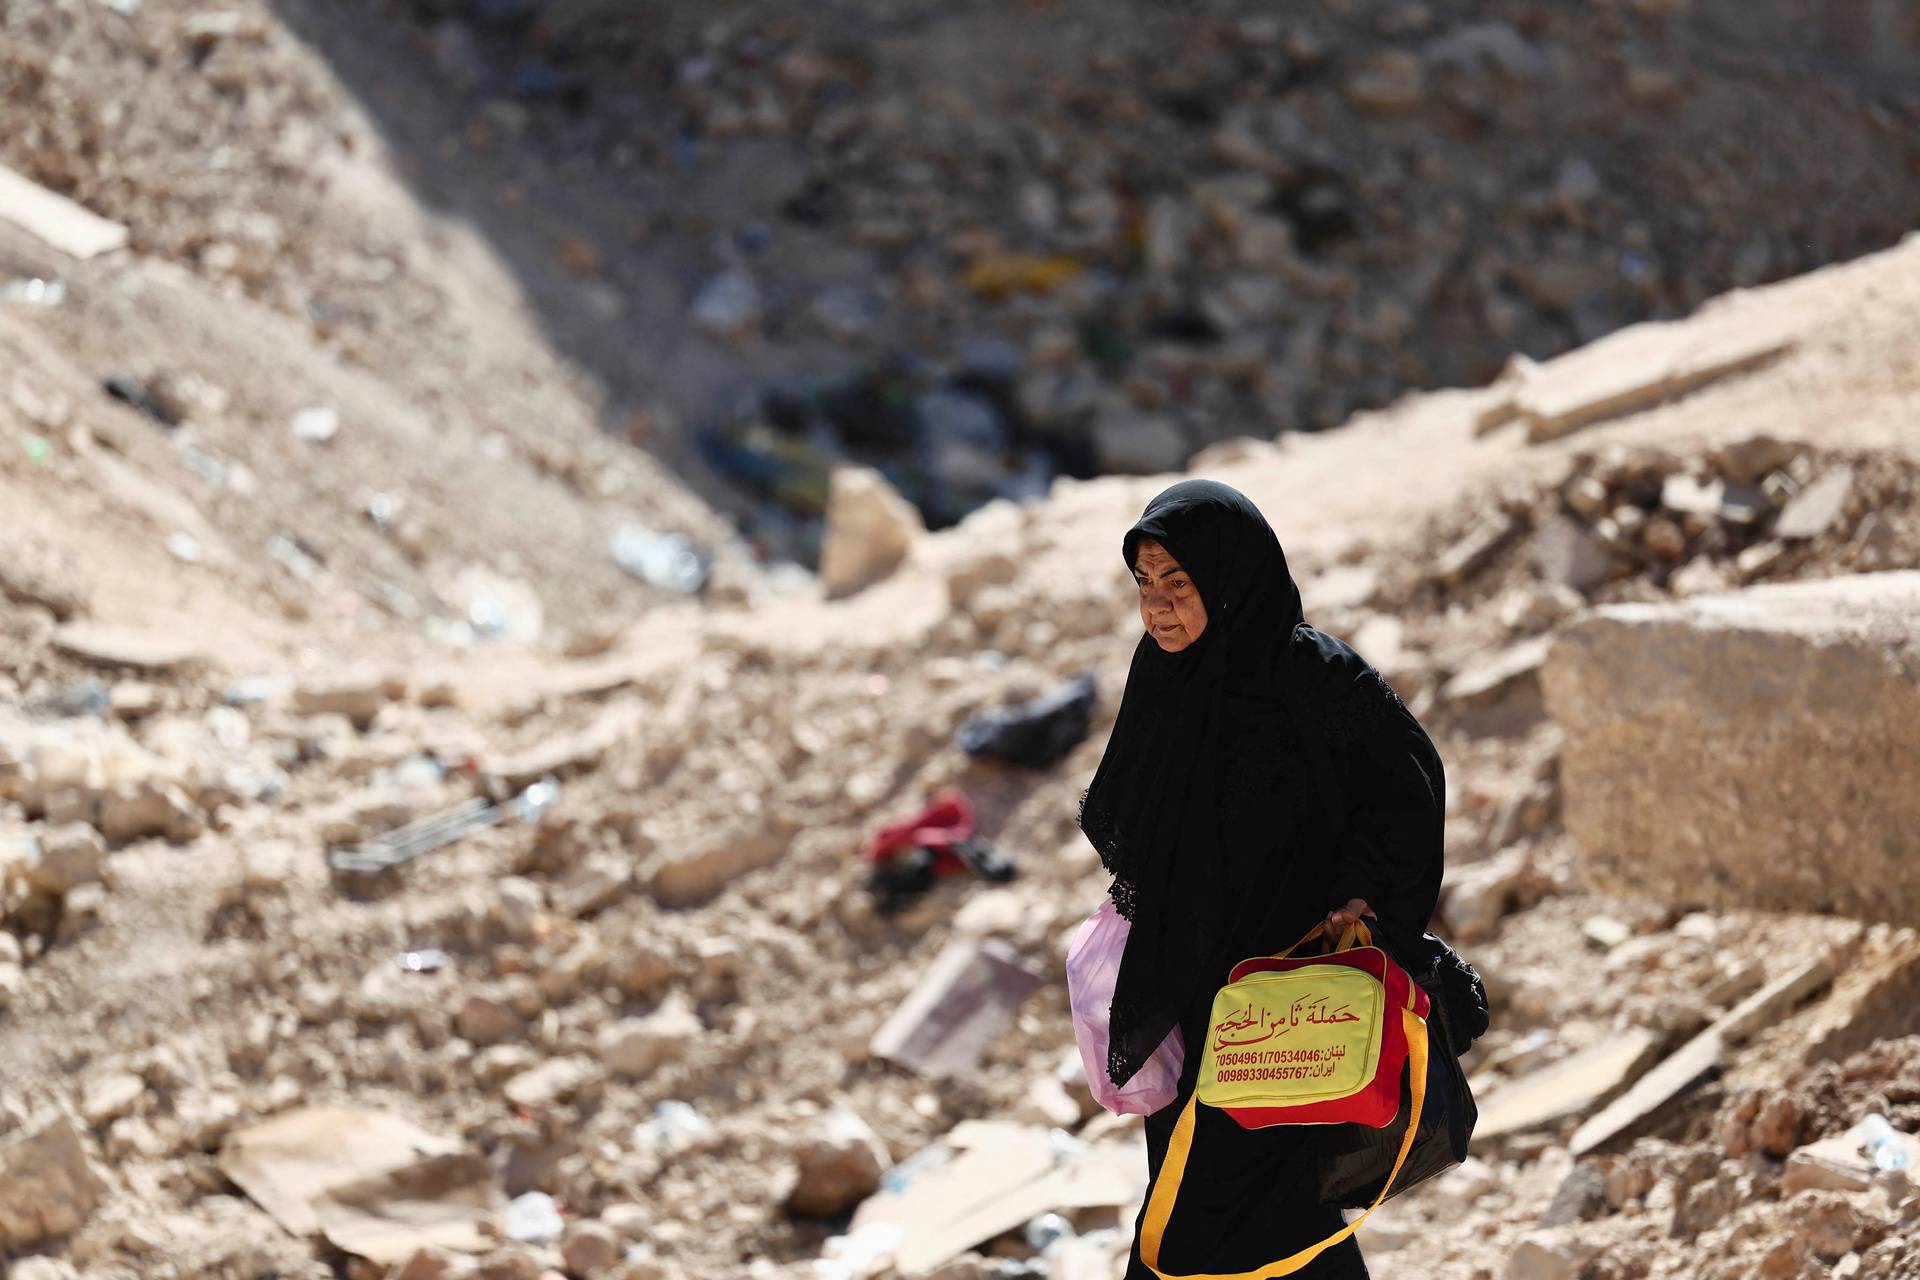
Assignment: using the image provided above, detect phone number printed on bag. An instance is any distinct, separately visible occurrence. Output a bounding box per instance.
[1214,1042,1348,1082]
[1199,966,1386,1110]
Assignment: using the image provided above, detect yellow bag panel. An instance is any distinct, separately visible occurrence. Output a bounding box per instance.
[1197,965,1385,1109]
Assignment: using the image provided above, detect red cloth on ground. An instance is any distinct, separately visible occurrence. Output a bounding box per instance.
[864,787,975,876]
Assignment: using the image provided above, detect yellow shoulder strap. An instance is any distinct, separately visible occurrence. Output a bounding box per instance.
[1139,1006,1428,1280]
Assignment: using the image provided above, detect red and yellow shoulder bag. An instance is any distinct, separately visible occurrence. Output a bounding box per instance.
[1140,920,1430,1279]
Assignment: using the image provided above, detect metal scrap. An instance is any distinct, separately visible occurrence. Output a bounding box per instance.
[327,779,557,878]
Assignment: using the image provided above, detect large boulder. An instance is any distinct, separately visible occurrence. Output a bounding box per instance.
[1541,573,1920,923]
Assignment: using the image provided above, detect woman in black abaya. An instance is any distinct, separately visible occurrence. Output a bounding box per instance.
[1077,480,1446,1280]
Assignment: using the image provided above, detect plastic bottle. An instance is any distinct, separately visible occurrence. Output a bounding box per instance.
[1861,1113,1910,1172]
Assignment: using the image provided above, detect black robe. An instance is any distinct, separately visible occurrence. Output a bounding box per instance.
[1121,626,1446,1280]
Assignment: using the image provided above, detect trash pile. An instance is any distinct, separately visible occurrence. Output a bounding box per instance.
[7,0,1920,560]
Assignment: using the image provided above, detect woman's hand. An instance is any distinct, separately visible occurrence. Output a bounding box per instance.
[1325,898,1376,936]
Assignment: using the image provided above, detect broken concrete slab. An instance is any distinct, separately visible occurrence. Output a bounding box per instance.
[870,940,1047,1078]
[1568,1029,1725,1158]
[1436,515,1520,586]
[1530,515,1615,593]
[1716,955,1835,1042]
[1475,1028,1664,1140]
[1571,958,1833,1156]
[1801,931,1920,1066]
[850,1121,1146,1275]
[51,623,202,673]
[1439,636,1553,737]
[219,1106,497,1264]
[483,703,644,789]
[0,1113,108,1246]
[1774,466,1856,541]
[1543,574,1920,924]
[0,164,130,259]
[1475,306,1797,443]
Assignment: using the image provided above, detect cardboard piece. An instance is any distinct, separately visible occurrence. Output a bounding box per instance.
[851,1121,1147,1275]
[0,164,130,259]
[219,1106,497,1263]
[870,940,1046,1077]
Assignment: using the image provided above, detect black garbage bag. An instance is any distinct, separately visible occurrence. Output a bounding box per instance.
[1314,933,1484,1208]
[955,671,1096,769]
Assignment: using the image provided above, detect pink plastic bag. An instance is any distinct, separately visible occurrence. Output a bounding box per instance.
[1067,897,1184,1115]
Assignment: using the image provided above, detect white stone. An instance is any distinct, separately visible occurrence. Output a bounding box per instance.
[598,995,702,1077]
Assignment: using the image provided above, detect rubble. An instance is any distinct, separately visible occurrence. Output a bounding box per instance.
[219,1107,496,1264]
[1475,1029,1664,1140]
[23,822,106,894]
[0,1113,108,1247]
[0,162,129,258]
[0,14,1917,1273]
[1478,309,1798,443]
[783,1109,893,1217]
[597,996,702,1078]
[870,941,1048,1078]
[1572,957,1835,1155]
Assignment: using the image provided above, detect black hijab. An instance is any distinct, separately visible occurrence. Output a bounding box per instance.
[1076,480,1312,1087]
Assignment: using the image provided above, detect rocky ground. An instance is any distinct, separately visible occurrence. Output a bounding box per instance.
[6,216,1920,1276]
[7,0,1920,558]
[5,4,1920,1279]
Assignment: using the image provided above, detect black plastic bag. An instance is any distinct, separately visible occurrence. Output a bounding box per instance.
[1313,934,1482,1208]
[955,671,1096,769]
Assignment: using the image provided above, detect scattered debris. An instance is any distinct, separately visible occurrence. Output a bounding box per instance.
[784,1109,894,1217]
[955,671,1097,768]
[870,940,1047,1077]
[291,406,341,444]
[864,789,1015,913]
[1475,1029,1664,1141]
[0,163,130,259]
[1572,956,1835,1155]
[219,1107,497,1264]
[327,780,556,878]
[849,1122,1146,1275]
[610,525,710,594]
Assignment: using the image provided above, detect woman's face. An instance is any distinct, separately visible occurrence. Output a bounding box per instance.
[1133,537,1209,652]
